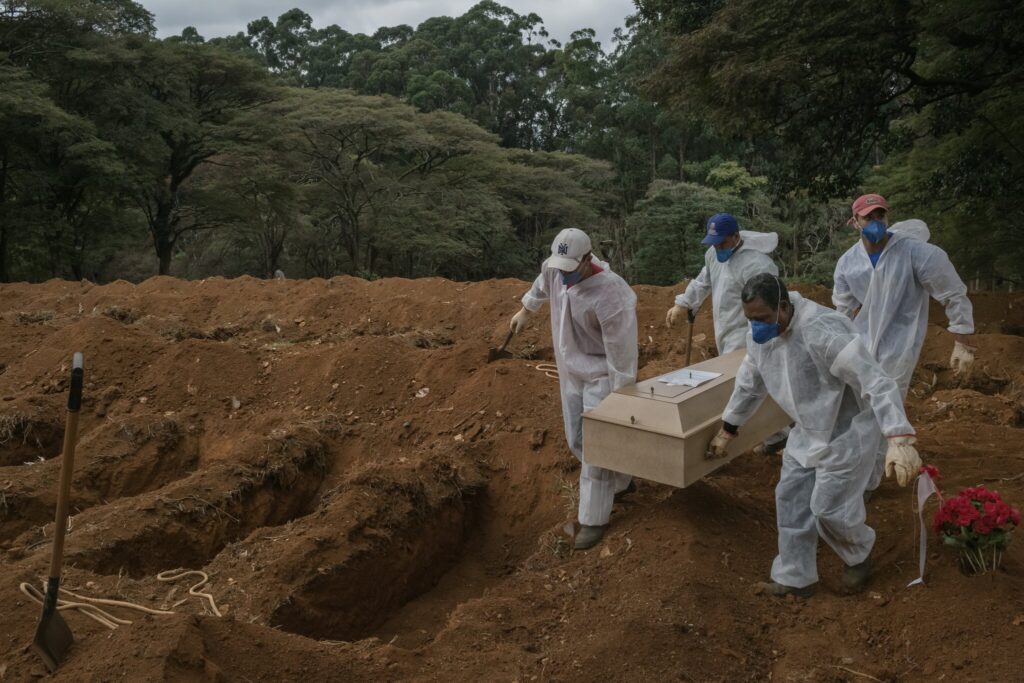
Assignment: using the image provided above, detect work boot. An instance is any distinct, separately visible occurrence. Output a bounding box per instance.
[573,524,606,550]
[614,480,637,503]
[843,557,872,590]
[759,581,816,598]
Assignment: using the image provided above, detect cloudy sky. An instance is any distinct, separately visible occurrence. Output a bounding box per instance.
[143,0,637,50]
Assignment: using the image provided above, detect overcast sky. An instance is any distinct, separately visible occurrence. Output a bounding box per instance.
[143,0,636,51]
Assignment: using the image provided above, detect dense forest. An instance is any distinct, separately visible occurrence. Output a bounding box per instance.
[1,0,1020,285]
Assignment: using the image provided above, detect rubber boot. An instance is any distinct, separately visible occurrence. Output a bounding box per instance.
[574,524,606,550]
[759,581,816,598]
[843,557,872,590]
[614,480,636,503]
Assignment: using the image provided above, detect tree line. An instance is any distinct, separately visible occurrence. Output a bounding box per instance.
[1,0,1019,286]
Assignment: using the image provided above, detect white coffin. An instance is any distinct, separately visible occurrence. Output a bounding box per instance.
[582,349,791,488]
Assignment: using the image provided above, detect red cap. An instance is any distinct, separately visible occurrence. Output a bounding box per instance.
[851,193,888,217]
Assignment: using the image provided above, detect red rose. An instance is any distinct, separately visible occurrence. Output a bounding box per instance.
[920,464,941,480]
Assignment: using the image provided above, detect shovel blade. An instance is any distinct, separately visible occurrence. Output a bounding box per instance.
[487,348,513,363]
[32,601,73,672]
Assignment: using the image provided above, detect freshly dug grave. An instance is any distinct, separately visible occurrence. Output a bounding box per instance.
[0,276,1022,682]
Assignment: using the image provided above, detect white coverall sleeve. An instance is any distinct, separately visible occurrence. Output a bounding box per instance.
[599,307,639,392]
[832,259,860,320]
[828,335,915,437]
[675,264,712,311]
[520,270,549,313]
[721,353,768,427]
[914,246,975,335]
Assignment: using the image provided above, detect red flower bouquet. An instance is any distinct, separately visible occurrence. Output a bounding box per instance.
[933,486,1021,573]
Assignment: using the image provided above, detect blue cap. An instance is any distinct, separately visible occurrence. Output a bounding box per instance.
[702,213,739,245]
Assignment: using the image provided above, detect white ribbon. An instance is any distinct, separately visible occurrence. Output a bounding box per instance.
[908,472,940,587]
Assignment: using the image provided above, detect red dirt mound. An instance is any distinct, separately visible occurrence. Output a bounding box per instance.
[0,276,1022,682]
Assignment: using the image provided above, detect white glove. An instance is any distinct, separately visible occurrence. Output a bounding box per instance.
[705,428,735,459]
[666,305,690,329]
[950,340,976,376]
[510,307,530,334]
[884,435,921,487]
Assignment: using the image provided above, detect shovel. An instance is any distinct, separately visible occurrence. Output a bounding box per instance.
[487,329,515,363]
[32,352,84,672]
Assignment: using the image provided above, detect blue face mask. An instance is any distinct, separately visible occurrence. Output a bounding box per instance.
[751,319,780,344]
[861,219,888,244]
[715,247,734,263]
[750,276,784,344]
[561,269,584,286]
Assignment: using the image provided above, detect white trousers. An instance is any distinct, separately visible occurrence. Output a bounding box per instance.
[771,449,876,588]
[560,373,632,526]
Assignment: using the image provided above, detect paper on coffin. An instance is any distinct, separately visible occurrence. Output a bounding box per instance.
[582,349,791,488]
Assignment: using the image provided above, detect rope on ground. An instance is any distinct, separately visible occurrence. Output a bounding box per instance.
[19,582,174,630]
[534,363,559,379]
[19,568,221,630]
[156,569,222,617]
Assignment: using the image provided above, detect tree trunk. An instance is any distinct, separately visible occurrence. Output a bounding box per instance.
[150,194,175,276]
[158,244,172,275]
[678,140,686,181]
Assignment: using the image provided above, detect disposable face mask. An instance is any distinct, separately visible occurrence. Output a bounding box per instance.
[715,247,734,263]
[750,276,783,344]
[861,219,888,244]
[751,319,780,344]
[561,268,585,286]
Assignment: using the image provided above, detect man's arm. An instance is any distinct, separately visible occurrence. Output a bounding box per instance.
[676,262,712,312]
[827,333,914,437]
[600,306,639,392]
[915,244,974,339]
[721,353,769,428]
[832,259,861,320]
[521,269,550,313]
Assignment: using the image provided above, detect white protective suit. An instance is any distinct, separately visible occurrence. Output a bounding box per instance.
[521,256,637,527]
[832,219,974,490]
[675,231,779,354]
[722,293,914,589]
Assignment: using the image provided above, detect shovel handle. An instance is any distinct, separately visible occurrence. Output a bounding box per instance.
[48,354,84,580]
[499,329,515,352]
[68,352,83,412]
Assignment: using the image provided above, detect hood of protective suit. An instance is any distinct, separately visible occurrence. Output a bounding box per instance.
[738,230,778,254]
[887,219,930,243]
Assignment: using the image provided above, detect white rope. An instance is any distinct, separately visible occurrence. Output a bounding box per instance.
[20,568,221,630]
[156,569,222,617]
[534,363,559,379]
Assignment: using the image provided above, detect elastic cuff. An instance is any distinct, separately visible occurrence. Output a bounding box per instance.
[722,421,739,436]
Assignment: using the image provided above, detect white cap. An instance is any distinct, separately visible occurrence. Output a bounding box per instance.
[546,228,592,271]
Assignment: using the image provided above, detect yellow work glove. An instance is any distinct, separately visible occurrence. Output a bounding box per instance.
[884,435,921,487]
[705,428,735,459]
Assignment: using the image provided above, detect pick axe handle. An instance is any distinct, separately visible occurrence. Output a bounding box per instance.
[47,353,83,584]
[499,329,514,351]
